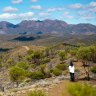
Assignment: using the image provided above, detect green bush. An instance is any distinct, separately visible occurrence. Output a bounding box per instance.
[58,50,67,62]
[6,59,15,67]
[30,64,36,69]
[9,66,27,84]
[41,57,50,64]
[27,90,46,96]
[16,62,29,70]
[29,71,45,80]
[0,64,2,68]
[52,68,62,76]
[45,70,52,78]
[27,49,34,55]
[70,49,77,56]
[91,66,96,74]
[50,69,53,73]
[56,64,67,71]
[68,83,96,96]
[40,64,46,73]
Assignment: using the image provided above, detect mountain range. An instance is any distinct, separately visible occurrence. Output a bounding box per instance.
[0,19,96,35]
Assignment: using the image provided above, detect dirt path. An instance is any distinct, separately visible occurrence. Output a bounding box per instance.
[9,80,71,96]
[48,80,70,96]
[22,46,30,51]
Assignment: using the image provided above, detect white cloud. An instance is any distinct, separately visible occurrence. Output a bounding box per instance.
[12,0,23,4]
[83,16,95,20]
[0,12,34,20]
[64,12,69,15]
[89,2,96,7]
[19,12,34,19]
[31,0,38,2]
[90,7,96,13]
[31,5,42,10]
[63,12,74,19]
[47,8,64,12]
[86,2,96,14]
[0,13,17,20]
[78,11,95,20]
[69,3,83,9]
[39,12,50,17]
[3,6,18,13]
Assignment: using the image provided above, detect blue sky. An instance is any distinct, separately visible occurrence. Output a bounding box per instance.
[0,0,96,25]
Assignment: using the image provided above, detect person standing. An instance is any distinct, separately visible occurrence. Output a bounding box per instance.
[69,61,75,82]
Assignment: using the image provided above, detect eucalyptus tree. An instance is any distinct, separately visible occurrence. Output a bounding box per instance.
[76,46,93,80]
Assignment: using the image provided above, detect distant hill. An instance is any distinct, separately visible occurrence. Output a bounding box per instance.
[0,19,96,35]
[0,19,96,50]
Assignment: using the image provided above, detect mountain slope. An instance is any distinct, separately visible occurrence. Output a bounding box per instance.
[0,19,96,35]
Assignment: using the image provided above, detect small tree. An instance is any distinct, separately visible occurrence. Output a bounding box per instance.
[9,66,27,87]
[44,47,56,58]
[69,49,78,59]
[89,45,96,63]
[16,62,29,70]
[76,46,93,80]
[40,64,46,75]
[58,50,67,63]
[28,51,43,65]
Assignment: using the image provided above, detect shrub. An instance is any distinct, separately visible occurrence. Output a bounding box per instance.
[58,50,67,62]
[29,71,45,80]
[27,49,34,55]
[56,64,67,71]
[0,64,2,68]
[30,64,36,69]
[68,83,96,96]
[76,46,93,61]
[52,68,62,76]
[70,49,77,57]
[91,66,96,74]
[40,64,46,74]
[16,62,29,70]
[27,90,46,96]
[6,59,15,67]
[50,69,53,73]
[41,57,50,64]
[45,70,52,78]
[9,66,27,86]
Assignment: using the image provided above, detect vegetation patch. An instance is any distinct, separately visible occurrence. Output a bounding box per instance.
[27,90,46,96]
[91,66,96,74]
[52,68,62,76]
[67,83,96,96]
[56,64,67,71]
